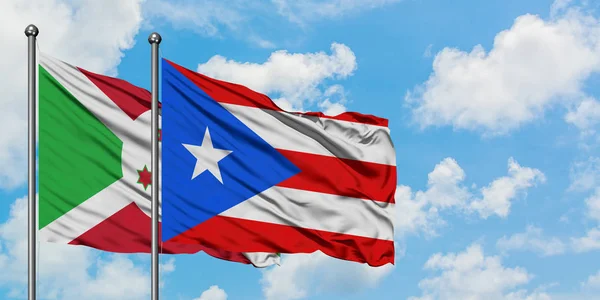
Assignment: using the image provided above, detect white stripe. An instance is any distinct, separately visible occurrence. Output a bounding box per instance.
[39,54,135,142]
[39,179,134,243]
[219,186,394,241]
[221,103,396,166]
[242,253,281,267]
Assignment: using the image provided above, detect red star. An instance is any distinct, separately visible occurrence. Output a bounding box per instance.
[137,165,152,190]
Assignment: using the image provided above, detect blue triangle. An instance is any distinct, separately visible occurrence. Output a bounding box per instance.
[161,60,300,242]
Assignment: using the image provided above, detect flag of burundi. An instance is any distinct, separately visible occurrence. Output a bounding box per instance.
[37,53,279,267]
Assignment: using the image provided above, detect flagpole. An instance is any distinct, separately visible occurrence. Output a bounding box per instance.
[149,32,162,300]
[25,24,39,300]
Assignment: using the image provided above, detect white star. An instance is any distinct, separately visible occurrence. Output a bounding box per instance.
[182,128,232,183]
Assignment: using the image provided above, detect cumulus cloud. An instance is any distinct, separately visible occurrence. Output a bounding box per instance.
[197,43,356,112]
[260,252,393,300]
[565,97,600,135]
[570,172,600,253]
[496,226,567,257]
[570,188,600,253]
[406,4,600,135]
[194,285,228,300]
[0,0,144,189]
[469,158,546,219]
[396,157,545,237]
[317,84,349,115]
[571,228,600,253]
[409,243,550,300]
[550,0,574,17]
[586,188,600,222]
[394,185,445,238]
[394,157,468,237]
[0,196,172,299]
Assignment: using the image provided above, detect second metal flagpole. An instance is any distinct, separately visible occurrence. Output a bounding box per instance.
[149,32,162,300]
[25,24,39,300]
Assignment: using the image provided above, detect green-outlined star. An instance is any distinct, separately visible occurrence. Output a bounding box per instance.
[137,165,152,190]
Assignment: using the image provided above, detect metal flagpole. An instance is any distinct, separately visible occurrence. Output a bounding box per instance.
[149,32,162,300]
[25,24,39,300]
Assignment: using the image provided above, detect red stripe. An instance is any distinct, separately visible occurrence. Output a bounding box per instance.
[276,149,396,203]
[165,59,389,127]
[78,67,158,120]
[169,215,395,267]
[69,202,252,265]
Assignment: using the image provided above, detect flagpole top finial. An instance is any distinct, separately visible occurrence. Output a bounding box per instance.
[24,24,39,37]
[148,32,162,44]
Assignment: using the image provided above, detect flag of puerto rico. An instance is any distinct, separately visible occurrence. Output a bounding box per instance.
[161,59,396,266]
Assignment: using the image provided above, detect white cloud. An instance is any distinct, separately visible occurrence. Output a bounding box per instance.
[272,0,402,25]
[318,99,347,115]
[567,158,600,254]
[396,157,545,237]
[550,0,574,17]
[582,270,600,290]
[160,257,176,273]
[248,36,278,49]
[0,0,144,189]
[568,164,600,253]
[144,0,246,37]
[0,196,168,299]
[260,252,393,300]
[143,0,400,46]
[394,157,468,237]
[422,157,471,209]
[142,0,281,48]
[586,188,600,222]
[406,5,600,135]
[569,157,600,192]
[571,228,600,253]
[504,290,553,300]
[571,184,600,253]
[565,97,600,134]
[495,186,600,255]
[409,243,550,300]
[469,158,546,218]
[394,185,445,238]
[496,226,567,257]
[197,43,356,112]
[423,44,434,58]
[317,84,348,115]
[194,285,228,300]
[78,255,150,299]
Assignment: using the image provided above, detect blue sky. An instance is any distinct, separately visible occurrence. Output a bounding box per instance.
[2,0,600,299]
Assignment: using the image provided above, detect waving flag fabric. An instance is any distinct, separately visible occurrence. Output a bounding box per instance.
[37,53,279,267]
[161,59,397,266]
